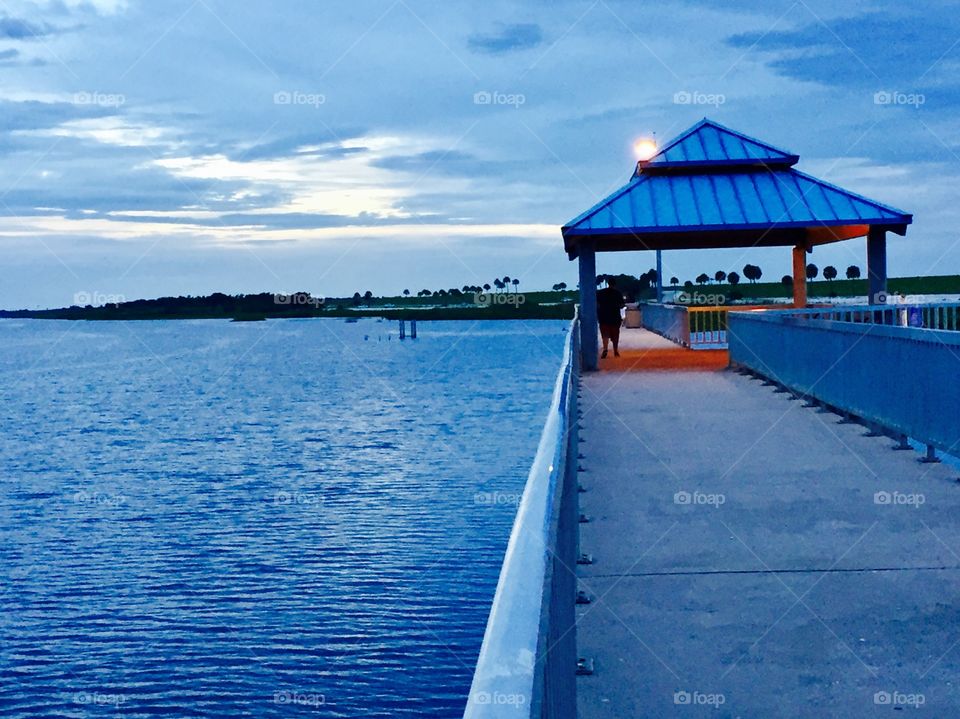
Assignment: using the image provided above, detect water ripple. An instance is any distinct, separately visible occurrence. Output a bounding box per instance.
[0,318,566,718]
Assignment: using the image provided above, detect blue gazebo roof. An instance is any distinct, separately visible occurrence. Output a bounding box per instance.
[562,119,912,258]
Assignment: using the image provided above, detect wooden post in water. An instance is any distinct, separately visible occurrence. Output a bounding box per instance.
[399,320,406,339]
[410,320,417,339]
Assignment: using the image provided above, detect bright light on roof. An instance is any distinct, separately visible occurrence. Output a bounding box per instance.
[633,138,658,161]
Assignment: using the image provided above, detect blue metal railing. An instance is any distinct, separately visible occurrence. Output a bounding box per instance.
[766,302,960,331]
[641,302,777,348]
[464,313,580,718]
[640,303,690,346]
[728,304,960,456]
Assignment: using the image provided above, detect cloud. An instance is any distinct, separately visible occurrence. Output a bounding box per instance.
[468,22,543,54]
[726,10,960,92]
[0,16,54,39]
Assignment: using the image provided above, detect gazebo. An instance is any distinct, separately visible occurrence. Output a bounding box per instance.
[561,118,913,370]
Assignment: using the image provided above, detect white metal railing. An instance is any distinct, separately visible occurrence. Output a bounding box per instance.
[464,313,580,718]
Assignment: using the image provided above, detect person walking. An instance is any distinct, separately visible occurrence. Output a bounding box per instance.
[596,276,625,359]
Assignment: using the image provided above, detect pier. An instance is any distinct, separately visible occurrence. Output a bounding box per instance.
[465,119,960,717]
[578,328,960,716]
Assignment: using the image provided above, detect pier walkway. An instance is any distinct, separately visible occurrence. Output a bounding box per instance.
[577,331,960,716]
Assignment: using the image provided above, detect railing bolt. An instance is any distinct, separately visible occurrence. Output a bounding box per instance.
[576,589,592,604]
[921,444,940,464]
[579,513,591,523]
[577,465,586,472]
[577,553,594,565]
[576,657,595,676]
[578,484,587,492]
[578,453,585,459]
[893,434,912,451]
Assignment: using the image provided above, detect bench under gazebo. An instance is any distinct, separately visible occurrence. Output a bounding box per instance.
[561,118,913,370]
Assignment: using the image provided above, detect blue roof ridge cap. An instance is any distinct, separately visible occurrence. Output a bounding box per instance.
[645,118,797,166]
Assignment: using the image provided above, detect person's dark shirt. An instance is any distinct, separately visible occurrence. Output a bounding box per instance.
[596,287,625,326]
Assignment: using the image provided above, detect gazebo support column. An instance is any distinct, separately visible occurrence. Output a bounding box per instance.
[578,241,598,371]
[867,227,888,304]
[792,244,807,308]
[656,249,664,303]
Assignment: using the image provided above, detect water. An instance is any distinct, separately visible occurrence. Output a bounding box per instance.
[0,318,568,718]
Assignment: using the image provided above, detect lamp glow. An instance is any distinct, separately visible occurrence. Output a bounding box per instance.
[633,138,657,161]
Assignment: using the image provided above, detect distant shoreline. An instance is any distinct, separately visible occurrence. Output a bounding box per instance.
[2,275,958,322]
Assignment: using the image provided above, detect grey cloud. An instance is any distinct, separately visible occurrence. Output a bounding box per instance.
[0,16,55,39]
[468,23,542,54]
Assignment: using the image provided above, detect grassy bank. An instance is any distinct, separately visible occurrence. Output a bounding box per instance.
[2,275,957,322]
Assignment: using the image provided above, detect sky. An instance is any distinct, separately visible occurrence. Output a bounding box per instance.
[2,0,960,308]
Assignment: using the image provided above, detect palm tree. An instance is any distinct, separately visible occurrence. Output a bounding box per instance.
[670,277,679,287]
[503,276,511,292]
[846,265,861,280]
[483,283,491,292]
[823,265,838,281]
[494,278,504,293]
[512,278,520,293]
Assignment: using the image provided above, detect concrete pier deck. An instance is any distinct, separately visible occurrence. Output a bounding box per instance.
[576,334,960,717]
[601,327,728,372]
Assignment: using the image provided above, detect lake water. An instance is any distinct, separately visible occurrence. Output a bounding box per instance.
[0,318,568,718]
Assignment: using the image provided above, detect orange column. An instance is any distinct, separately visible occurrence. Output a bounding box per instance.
[792,245,807,308]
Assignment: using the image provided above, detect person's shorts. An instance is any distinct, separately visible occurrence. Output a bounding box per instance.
[600,323,621,342]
